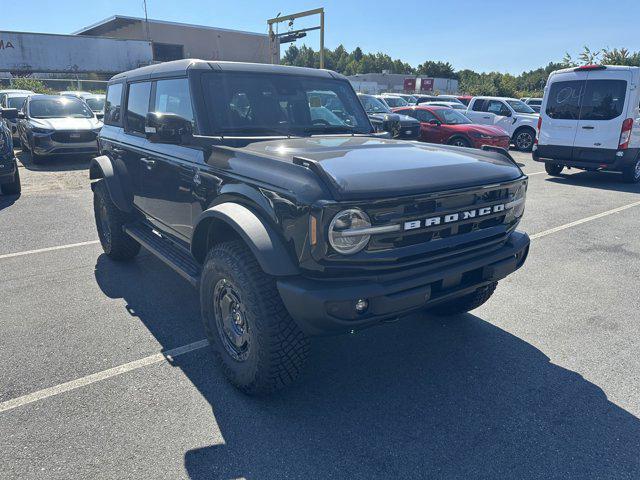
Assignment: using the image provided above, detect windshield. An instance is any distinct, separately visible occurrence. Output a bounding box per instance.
[506,100,535,114]
[359,95,391,114]
[84,97,105,112]
[7,96,27,109]
[382,96,408,107]
[29,97,94,119]
[200,72,372,136]
[440,109,472,125]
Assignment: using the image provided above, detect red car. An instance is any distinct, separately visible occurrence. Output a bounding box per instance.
[392,105,510,149]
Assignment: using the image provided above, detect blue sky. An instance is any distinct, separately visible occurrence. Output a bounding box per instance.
[2,0,638,74]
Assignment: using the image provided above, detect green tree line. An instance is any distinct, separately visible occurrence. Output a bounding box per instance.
[282,44,640,97]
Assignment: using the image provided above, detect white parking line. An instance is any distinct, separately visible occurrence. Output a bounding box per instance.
[0,240,99,260]
[527,171,546,176]
[0,339,209,414]
[531,200,640,240]
[2,199,640,414]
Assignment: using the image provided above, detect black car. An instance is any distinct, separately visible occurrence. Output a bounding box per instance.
[357,93,420,140]
[91,60,530,395]
[0,108,20,195]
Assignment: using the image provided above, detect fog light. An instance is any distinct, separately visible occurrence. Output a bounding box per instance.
[355,298,368,313]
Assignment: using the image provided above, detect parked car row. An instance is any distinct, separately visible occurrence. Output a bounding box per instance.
[0,89,105,165]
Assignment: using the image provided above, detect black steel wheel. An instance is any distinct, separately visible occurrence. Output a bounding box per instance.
[513,128,535,152]
[201,240,309,395]
[93,181,140,260]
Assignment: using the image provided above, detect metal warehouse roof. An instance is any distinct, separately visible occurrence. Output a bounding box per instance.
[73,15,269,38]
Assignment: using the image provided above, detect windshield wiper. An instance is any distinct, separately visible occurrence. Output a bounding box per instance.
[303,125,369,136]
[218,126,299,138]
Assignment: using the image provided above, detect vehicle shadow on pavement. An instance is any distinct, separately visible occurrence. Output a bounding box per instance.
[94,254,640,480]
[546,171,640,194]
[16,150,91,172]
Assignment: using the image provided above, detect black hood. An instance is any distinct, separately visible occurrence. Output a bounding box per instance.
[239,136,524,201]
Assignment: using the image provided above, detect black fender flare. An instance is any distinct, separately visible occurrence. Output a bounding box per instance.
[191,202,299,277]
[89,155,131,213]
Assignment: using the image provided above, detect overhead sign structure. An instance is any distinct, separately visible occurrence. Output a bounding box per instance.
[0,31,153,74]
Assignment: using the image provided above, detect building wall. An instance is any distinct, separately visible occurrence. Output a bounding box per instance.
[102,22,274,64]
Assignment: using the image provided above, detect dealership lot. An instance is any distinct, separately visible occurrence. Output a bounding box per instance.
[2,150,640,479]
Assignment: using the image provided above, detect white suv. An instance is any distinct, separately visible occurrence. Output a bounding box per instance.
[465,96,539,151]
[534,65,640,183]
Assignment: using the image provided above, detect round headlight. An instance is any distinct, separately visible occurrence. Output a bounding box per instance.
[328,208,371,255]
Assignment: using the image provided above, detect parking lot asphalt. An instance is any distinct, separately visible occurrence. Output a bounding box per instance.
[1,150,640,479]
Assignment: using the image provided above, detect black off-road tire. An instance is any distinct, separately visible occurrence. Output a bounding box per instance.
[448,136,471,148]
[622,158,640,183]
[427,282,498,316]
[513,127,536,152]
[545,162,564,176]
[200,240,309,395]
[1,168,21,195]
[93,181,140,260]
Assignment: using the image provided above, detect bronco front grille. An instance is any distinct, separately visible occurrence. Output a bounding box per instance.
[365,184,515,251]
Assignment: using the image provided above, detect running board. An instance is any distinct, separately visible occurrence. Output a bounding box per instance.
[124,223,201,287]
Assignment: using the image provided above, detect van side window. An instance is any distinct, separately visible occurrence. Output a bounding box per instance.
[104,83,123,126]
[154,78,194,126]
[126,82,152,134]
[546,81,584,120]
[580,80,627,121]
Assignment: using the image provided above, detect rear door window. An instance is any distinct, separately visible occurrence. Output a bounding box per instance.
[472,99,486,111]
[579,80,627,120]
[104,83,123,126]
[125,82,151,134]
[546,81,584,120]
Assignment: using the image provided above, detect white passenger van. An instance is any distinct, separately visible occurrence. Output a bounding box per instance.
[534,65,640,183]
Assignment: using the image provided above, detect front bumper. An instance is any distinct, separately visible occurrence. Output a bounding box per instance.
[277,231,530,336]
[533,144,639,170]
[476,136,510,149]
[31,133,98,157]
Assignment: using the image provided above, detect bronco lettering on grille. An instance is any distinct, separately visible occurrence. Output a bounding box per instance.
[403,203,506,231]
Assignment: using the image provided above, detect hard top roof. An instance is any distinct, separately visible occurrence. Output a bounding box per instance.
[110,59,345,83]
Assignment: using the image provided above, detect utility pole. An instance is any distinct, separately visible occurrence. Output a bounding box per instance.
[143,0,151,43]
[267,8,325,69]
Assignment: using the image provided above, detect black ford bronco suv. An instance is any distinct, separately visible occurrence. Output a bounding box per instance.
[90,60,530,394]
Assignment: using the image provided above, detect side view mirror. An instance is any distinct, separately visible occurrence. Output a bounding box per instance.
[18,111,26,119]
[501,110,512,117]
[428,119,442,126]
[0,108,19,120]
[145,112,193,144]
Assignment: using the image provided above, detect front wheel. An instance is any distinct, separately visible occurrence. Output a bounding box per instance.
[513,128,535,152]
[426,282,498,316]
[545,162,564,176]
[448,137,470,148]
[1,168,21,195]
[622,158,640,183]
[200,240,309,395]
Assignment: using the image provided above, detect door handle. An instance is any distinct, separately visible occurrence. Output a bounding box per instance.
[140,157,156,169]
[582,126,595,130]
[482,116,491,119]
[112,147,125,154]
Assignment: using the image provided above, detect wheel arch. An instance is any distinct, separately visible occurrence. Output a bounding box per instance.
[191,202,299,277]
[89,155,132,213]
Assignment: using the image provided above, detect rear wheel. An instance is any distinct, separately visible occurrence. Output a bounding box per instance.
[1,168,20,195]
[200,240,309,395]
[93,181,140,260]
[622,158,640,183]
[427,282,498,316]
[513,128,535,152]
[545,162,564,176]
[448,136,470,148]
